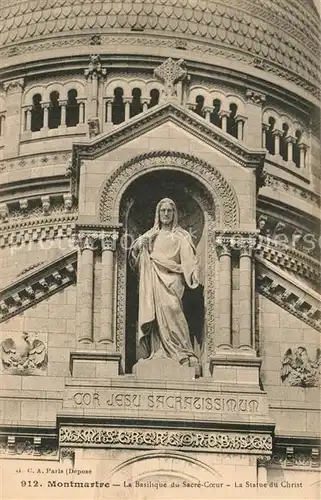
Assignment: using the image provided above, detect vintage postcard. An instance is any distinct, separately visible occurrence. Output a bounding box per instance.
[0,0,320,499]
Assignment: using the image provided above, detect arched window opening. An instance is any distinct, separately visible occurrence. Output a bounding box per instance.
[280,123,289,161]
[31,94,43,132]
[293,130,302,168]
[112,87,125,125]
[210,99,222,127]
[130,88,143,118]
[149,89,160,109]
[193,95,205,117]
[48,91,61,129]
[66,89,79,127]
[227,103,238,138]
[266,117,275,155]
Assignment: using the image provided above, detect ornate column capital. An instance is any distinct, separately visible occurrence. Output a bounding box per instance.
[84,54,107,81]
[245,89,266,105]
[214,231,258,255]
[41,102,50,109]
[3,78,24,94]
[285,135,296,144]
[78,233,96,252]
[272,128,283,137]
[101,231,119,251]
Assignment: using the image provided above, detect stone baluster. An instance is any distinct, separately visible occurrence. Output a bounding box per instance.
[216,239,232,347]
[239,238,256,348]
[77,233,96,343]
[99,231,119,344]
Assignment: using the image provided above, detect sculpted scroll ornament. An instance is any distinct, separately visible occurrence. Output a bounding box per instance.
[1,332,47,375]
[154,58,187,99]
[281,347,320,387]
[59,427,272,453]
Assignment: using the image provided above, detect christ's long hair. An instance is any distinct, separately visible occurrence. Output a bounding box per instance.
[152,198,178,231]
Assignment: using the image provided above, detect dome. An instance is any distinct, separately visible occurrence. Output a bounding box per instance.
[0,0,320,99]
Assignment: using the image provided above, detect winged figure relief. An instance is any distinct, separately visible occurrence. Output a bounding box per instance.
[1,332,47,374]
[281,347,320,387]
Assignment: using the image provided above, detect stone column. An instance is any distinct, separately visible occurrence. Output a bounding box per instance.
[245,89,266,148]
[106,100,112,123]
[216,240,232,347]
[239,239,255,348]
[78,233,96,343]
[78,101,85,124]
[25,106,32,131]
[124,99,131,121]
[99,231,118,344]
[60,100,67,127]
[142,100,148,113]
[299,143,307,168]
[262,123,269,149]
[236,118,244,140]
[204,107,212,122]
[286,136,295,163]
[3,78,24,158]
[220,110,229,132]
[42,103,49,129]
[0,114,5,136]
[272,130,282,156]
[257,457,270,483]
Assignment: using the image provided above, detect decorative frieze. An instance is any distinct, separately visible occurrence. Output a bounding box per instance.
[281,347,320,387]
[0,151,71,174]
[59,426,272,453]
[271,449,320,469]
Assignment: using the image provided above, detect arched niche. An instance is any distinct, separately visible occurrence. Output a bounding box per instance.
[108,452,221,499]
[99,151,239,372]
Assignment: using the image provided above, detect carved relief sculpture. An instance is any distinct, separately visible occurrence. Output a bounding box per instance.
[281,347,320,387]
[129,198,200,367]
[1,332,48,375]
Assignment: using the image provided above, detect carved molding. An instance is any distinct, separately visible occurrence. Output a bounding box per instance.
[271,449,320,469]
[3,78,24,94]
[256,235,321,285]
[59,426,272,453]
[0,251,77,323]
[257,258,321,332]
[99,150,239,229]
[262,173,321,210]
[72,103,265,190]
[0,436,58,459]
[0,151,71,174]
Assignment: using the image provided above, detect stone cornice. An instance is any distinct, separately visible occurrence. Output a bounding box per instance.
[71,102,266,197]
[0,251,77,323]
[256,235,321,284]
[257,257,321,332]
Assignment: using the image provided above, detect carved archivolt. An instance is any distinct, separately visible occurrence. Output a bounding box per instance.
[99,151,239,229]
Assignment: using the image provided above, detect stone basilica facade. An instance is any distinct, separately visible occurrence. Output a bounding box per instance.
[0,1,320,498]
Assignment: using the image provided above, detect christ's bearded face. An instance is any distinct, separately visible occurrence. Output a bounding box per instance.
[159,201,174,227]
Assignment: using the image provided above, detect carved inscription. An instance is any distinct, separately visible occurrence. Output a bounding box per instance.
[69,390,259,414]
[59,427,272,453]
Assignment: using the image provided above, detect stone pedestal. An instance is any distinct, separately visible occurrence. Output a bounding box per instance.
[210,346,262,386]
[70,351,122,378]
[133,357,196,381]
